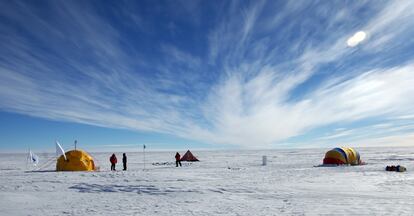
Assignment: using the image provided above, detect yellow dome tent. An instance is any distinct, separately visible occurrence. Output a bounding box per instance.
[56,149,96,171]
[323,147,362,165]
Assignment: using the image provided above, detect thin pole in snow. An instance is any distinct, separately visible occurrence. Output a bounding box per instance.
[143,144,146,170]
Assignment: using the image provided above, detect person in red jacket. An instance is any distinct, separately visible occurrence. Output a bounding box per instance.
[110,153,117,171]
[175,152,182,167]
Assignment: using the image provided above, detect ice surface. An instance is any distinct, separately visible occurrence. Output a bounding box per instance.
[1,147,414,215]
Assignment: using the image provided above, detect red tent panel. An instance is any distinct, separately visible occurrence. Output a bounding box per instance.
[180,150,199,161]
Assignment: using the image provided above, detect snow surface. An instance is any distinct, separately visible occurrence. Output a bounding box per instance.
[1,147,414,215]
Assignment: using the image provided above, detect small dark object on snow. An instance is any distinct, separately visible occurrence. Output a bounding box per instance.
[386,165,406,172]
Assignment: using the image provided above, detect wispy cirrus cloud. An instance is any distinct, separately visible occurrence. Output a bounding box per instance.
[198,64,414,146]
[1,0,414,148]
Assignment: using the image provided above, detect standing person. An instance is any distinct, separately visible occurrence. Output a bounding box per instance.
[122,153,127,171]
[175,152,182,167]
[110,153,117,171]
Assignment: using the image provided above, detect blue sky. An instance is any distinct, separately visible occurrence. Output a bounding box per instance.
[1,0,414,152]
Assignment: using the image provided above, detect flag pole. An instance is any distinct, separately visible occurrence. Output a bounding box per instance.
[143,144,146,170]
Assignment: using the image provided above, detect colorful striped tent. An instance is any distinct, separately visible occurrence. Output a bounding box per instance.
[323,147,362,165]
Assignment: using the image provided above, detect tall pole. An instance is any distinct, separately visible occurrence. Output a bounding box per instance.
[143,144,146,170]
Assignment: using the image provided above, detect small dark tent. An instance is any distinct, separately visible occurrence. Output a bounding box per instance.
[180,150,199,161]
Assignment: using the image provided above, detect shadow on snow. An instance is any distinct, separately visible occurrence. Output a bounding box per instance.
[69,183,198,195]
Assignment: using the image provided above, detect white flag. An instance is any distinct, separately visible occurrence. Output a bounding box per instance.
[28,150,39,166]
[55,141,67,160]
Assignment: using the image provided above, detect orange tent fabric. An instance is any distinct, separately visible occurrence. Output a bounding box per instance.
[56,149,96,171]
[180,150,199,161]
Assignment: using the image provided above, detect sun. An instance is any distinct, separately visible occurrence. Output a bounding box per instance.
[347,31,367,47]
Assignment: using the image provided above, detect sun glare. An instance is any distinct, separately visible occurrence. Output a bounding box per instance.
[347,31,367,47]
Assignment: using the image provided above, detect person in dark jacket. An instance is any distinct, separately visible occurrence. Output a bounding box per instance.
[122,153,127,171]
[110,153,117,171]
[175,152,182,167]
